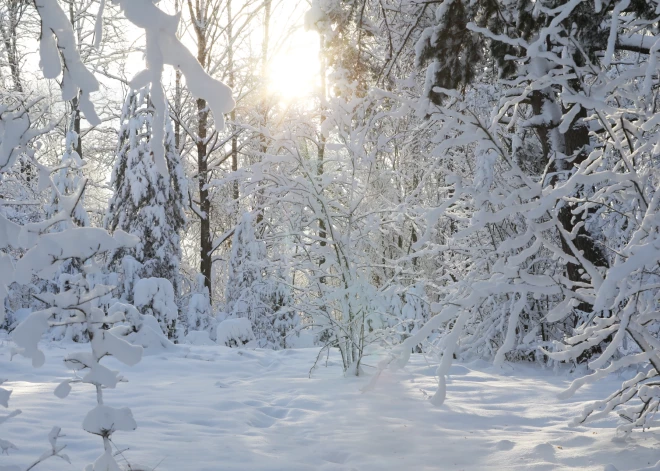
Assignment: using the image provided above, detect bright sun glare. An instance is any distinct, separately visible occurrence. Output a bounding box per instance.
[268,31,320,102]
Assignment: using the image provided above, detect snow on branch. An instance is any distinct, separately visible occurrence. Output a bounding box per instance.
[111,0,235,175]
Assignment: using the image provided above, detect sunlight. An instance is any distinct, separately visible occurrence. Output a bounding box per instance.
[267,31,320,102]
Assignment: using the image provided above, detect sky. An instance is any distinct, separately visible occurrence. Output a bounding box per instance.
[147,0,321,103]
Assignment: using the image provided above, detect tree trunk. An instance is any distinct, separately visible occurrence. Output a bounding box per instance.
[317,34,327,284]
[228,0,239,220]
[189,1,214,302]
[255,0,271,229]
[531,89,608,312]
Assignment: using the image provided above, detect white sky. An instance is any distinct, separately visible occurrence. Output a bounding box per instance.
[124,0,321,103]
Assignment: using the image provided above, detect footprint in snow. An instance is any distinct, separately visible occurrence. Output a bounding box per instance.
[247,412,277,429]
[257,406,288,419]
[322,451,351,464]
[557,435,595,447]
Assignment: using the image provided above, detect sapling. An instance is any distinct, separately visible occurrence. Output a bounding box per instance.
[12,229,144,471]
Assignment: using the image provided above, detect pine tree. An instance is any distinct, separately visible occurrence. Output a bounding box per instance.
[225,212,272,347]
[105,86,188,336]
[267,265,298,349]
[186,274,214,334]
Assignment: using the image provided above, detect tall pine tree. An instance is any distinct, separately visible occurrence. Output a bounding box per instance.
[105,86,188,335]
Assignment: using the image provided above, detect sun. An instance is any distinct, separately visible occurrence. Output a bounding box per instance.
[267,31,320,102]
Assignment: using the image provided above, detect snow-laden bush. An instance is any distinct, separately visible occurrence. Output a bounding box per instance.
[370,0,660,438]
[225,213,298,349]
[215,318,255,347]
[134,277,178,339]
[9,227,142,470]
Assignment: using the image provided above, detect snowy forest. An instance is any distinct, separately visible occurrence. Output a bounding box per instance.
[2,0,660,469]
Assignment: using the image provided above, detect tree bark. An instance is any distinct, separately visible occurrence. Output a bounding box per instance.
[188,0,214,302]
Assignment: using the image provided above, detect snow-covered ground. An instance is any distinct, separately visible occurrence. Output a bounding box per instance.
[2,340,658,471]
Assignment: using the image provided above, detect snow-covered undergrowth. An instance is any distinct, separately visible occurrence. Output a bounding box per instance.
[2,337,658,471]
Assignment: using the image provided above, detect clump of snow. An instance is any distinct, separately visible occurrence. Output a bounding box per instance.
[215,318,255,347]
[82,405,137,436]
[34,0,101,125]
[121,314,176,352]
[186,330,215,346]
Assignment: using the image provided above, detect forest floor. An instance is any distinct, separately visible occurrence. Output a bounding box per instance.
[2,337,658,471]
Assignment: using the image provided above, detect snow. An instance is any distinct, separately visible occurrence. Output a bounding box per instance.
[185,330,215,346]
[1,339,658,471]
[215,318,255,347]
[82,405,136,436]
[121,315,176,352]
[34,0,101,125]
[15,228,138,285]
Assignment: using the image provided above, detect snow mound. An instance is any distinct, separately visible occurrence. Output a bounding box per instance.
[186,330,215,346]
[215,318,254,347]
[126,315,176,352]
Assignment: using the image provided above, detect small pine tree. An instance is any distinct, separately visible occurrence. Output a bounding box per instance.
[186,273,214,334]
[225,212,270,346]
[105,86,187,337]
[133,277,178,339]
[267,266,298,349]
[225,214,298,349]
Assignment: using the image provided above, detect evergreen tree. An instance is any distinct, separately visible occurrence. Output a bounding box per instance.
[226,213,299,348]
[225,213,265,317]
[186,274,214,334]
[105,86,188,336]
[267,265,298,349]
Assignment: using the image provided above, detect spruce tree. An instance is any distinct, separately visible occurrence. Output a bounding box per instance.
[226,213,265,315]
[105,86,188,336]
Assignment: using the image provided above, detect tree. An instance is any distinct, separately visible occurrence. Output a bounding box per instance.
[186,274,214,334]
[0,2,234,468]
[377,0,660,432]
[225,212,269,342]
[105,86,188,329]
[175,0,259,304]
[133,277,178,339]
